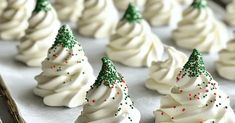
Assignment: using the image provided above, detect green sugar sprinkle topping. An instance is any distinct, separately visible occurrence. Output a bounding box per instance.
[183,49,206,77]
[34,0,52,12]
[191,0,208,9]
[94,57,123,87]
[122,3,143,23]
[52,25,77,49]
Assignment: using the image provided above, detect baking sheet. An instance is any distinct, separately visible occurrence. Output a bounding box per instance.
[0,2,235,123]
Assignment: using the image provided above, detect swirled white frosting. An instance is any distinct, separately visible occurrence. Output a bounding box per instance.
[113,0,146,11]
[106,20,164,67]
[146,47,187,94]
[16,7,61,67]
[225,0,235,26]
[143,0,180,26]
[155,72,235,123]
[0,0,35,41]
[34,44,95,108]
[54,0,84,22]
[216,36,235,80]
[177,0,193,6]
[0,0,7,16]
[172,6,228,53]
[78,0,118,38]
[76,81,140,123]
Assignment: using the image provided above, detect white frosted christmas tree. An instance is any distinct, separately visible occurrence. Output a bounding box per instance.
[146,47,187,94]
[16,0,61,67]
[216,33,235,80]
[54,0,84,22]
[34,25,95,108]
[77,0,118,38]
[143,0,180,26]
[155,49,235,123]
[76,57,140,123]
[0,0,35,40]
[107,4,164,67]
[173,0,228,53]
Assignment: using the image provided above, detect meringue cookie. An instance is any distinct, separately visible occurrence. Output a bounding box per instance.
[34,25,95,108]
[78,0,118,38]
[172,0,228,53]
[76,57,141,123]
[16,0,61,67]
[113,0,146,11]
[107,4,164,67]
[216,34,235,80]
[146,47,187,94]
[0,0,35,41]
[155,49,235,123]
[143,0,180,26]
[54,0,84,22]
[225,0,235,26]
[0,0,7,16]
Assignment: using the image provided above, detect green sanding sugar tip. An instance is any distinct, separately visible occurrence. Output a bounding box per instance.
[191,0,207,9]
[183,49,206,77]
[94,57,123,87]
[122,3,143,23]
[34,0,52,12]
[52,25,77,49]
